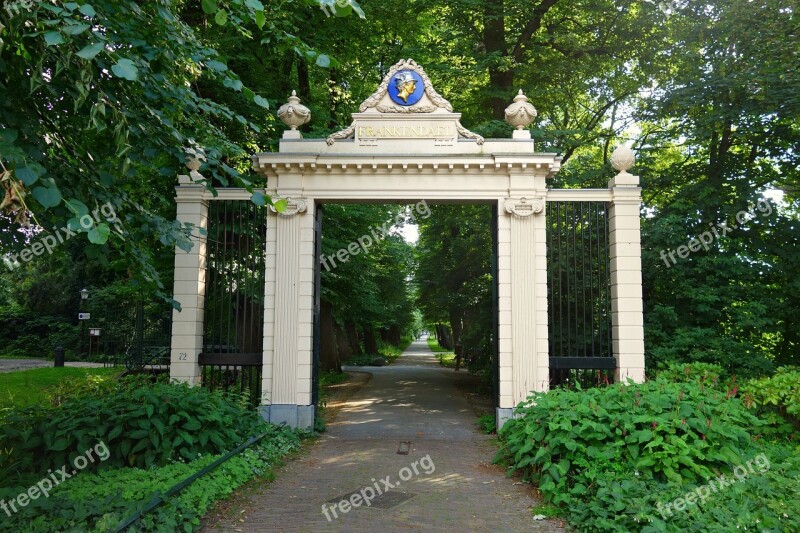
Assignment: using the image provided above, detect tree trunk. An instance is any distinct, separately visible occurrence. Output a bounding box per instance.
[484,0,513,119]
[297,58,311,105]
[364,326,379,355]
[336,323,351,362]
[449,307,464,346]
[346,322,361,355]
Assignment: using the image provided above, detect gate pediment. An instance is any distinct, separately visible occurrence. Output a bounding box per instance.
[326,59,484,148]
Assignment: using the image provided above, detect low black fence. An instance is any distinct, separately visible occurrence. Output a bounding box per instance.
[82,299,172,369]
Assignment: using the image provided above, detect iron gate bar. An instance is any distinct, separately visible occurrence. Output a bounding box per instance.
[549,357,616,370]
[199,353,262,366]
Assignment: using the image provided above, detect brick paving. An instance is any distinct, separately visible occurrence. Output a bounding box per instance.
[202,339,566,533]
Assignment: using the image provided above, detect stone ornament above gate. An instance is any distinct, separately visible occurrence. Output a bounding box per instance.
[326,59,484,146]
[504,197,545,217]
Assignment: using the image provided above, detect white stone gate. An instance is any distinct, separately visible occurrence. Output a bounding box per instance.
[169,59,645,430]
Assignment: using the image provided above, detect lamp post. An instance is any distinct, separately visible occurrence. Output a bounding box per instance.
[79,288,89,356]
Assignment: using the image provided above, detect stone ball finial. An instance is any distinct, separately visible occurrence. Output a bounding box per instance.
[504,89,538,130]
[184,146,206,172]
[277,90,311,132]
[610,145,636,173]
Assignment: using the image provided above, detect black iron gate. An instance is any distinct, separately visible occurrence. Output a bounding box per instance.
[199,200,268,405]
[547,201,615,388]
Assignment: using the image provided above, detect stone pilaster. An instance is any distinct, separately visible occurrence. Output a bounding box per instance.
[608,159,646,382]
[260,198,316,429]
[170,181,208,384]
[497,195,549,428]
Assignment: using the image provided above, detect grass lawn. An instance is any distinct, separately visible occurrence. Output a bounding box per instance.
[0,367,120,410]
[426,337,457,367]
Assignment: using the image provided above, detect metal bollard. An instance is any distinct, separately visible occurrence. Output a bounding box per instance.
[54,346,65,367]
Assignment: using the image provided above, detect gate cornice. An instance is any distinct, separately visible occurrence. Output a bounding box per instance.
[253,152,561,177]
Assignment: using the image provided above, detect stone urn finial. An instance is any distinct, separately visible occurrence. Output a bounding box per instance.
[505,89,538,139]
[184,146,206,172]
[277,90,311,139]
[609,145,639,187]
[610,145,636,174]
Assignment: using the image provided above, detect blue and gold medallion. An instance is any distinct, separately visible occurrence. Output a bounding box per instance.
[388,70,424,106]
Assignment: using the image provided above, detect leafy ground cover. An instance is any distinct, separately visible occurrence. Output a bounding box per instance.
[497,363,800,531]
[0,378,303,532]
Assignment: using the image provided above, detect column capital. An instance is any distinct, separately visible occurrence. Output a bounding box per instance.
[503,196,545,218]
[270,197,308,217]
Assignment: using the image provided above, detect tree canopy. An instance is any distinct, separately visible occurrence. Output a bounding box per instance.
[1,0,798,373]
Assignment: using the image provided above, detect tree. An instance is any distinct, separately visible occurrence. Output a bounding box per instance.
[0,0,362,301]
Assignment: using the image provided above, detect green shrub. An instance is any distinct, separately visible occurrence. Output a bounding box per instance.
[477,413,496,434]
[0,425,301,532]
[741,366,800,441]
[497,379,800,531]
[499,380,759,504]
[568,443,800,532]
[655,362,726,386]
[0,382,267,485]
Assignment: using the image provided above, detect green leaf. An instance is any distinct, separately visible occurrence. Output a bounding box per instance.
[273,198,288,212]
[315,54,331,68]
[111,59,138,81]
[108,425,123,441]
[350,0,366,18]
[99,172,115,186]
[245,0,264,10]
[76,42,104,60]
[251,191,266,206]
[78,4,96,18]
[32,186,62,208]
[0,128,18,145]
[44,32,65,46]
[253,95,269,109]
[15,166,40,186]
[254,10,266,29]
[63,23,91,35]
[214,9,228,26]
[88,223,111,244]
[205,60,228,72]
[65,198,90,217]
[184,419,201,431]
[51,438,70,451]
[223,77,243,91]
[201,0,218,14]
